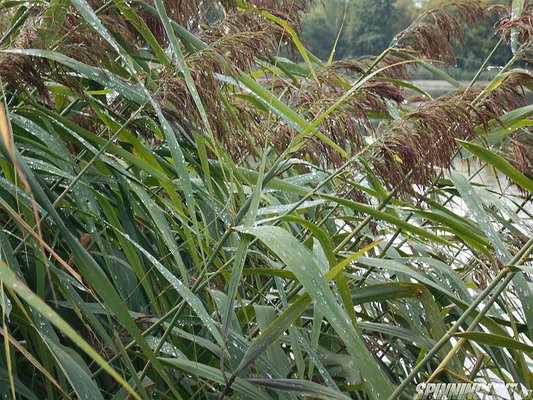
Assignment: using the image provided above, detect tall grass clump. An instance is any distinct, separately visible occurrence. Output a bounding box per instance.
[0,0,532,399]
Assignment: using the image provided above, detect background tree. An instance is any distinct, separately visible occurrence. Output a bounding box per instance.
[304,0,414,60]
[303,0,515,72]
[420,0,514,70]
[351,0,413,56]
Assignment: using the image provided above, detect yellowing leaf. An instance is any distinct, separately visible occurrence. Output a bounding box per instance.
[0,103,14,160]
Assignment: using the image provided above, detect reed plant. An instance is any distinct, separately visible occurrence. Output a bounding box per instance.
[0,0,532,399]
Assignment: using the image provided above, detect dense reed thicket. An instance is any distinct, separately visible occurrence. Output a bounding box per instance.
[0,0,532,399]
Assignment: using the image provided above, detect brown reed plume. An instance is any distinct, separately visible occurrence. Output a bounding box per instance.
[371,71,533,191]
[268,65,406,166]
[0,3,133,96]
[129,0,202,44]
[505,131,533,179]
[495,2,533,55]
[495,3,533,45]
[394,0,486,64]
[157,10,287,156]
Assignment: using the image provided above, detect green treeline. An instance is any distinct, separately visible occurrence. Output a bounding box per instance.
[303,0,513,71]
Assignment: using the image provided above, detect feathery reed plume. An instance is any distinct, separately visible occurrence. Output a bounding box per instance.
[269,66,405,166]
[0,4,133,96]
[371,71,533,191]
[477,72,533,119]
[0,34,48,95]
[132,0,202,44]
[372,92,479,188]
[394,0,485,64]
[505,131,533,179]
[158,10,285,155]
[197,11,284,72]
[495,3,533,53]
